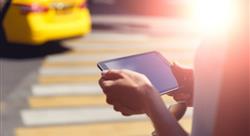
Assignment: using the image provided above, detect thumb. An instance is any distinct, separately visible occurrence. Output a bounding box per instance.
[101,69,123,80]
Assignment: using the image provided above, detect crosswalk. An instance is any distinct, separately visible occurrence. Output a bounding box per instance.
[15,30,199,136]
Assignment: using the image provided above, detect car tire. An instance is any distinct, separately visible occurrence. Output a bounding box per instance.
[1,0,12,46]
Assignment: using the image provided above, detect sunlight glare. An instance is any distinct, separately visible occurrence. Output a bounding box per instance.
[193,0,237,35]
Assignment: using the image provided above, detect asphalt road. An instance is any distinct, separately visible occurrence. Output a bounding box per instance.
[0,42,71,136]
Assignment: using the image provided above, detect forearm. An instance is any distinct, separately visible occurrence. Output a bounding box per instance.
[144,88,188,136]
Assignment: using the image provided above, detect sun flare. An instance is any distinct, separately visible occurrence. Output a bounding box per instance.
[192,0,237,34]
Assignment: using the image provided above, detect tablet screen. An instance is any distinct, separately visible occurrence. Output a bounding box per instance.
[98,51,179,94]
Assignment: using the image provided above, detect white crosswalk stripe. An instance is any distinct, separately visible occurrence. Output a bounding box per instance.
[81,32,150,41]
[46,54,126,62]
[64,38,200,50]
[39,67,99,76]
[32,84,102,96]
[64,41,200,49]
[91,15,195,31]
[21,107,147,126]
[46,53,194,63]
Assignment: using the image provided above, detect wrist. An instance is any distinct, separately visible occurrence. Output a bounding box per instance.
[142,85,165,117]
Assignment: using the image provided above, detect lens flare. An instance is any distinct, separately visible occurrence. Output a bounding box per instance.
[192,0,237,35]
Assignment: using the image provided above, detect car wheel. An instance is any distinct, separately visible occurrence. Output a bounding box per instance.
[1,0,12,46]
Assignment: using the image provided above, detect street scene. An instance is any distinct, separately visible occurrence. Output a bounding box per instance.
[1,15,199,135]
[1,0,248,136]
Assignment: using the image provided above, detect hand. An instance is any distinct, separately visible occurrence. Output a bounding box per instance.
[168,63,194,107]
[99,69,188,136]
[99,69,159,116]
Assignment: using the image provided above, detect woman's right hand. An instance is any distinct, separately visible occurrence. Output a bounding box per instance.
[168,63,194,107]
[98,69,160,116]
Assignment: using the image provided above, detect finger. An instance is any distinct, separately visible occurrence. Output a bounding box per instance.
[99,78,117,94]
[167,88,188,97]
[167,91,179,96]
[98,78,107,94]
[121,112,132,116]
[98,78,105,89]
[113,105,120,112]
[173,93,191,102]
[99,79,115,89]
[186,100,193,107]
[169,102,187,121]
[120,69,144,79]
[106,97,115,105]
[103,80,126,95]
[101,69,123,80]
[113,104,134,116]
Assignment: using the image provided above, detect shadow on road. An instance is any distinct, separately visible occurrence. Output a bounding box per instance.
[0,41,71,59]
[93,23,150,31]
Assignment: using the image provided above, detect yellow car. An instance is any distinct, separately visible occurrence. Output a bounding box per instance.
[3,0,91,45]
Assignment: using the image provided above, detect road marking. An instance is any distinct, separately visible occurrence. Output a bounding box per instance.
[29,95,106,108]
[64,40,200,51]
[39,67,99,76]
[32,84,101,96]
[65,47,194,55]
[16,118,192,136]
[46,54,127,62]
[64,40,199,49]
[16,121,153,136]
[29,95,177,108]
[62,48,196,58]
[178,117,192,132]
[21,107,147,126]
[91,15,193,28]
[45,53,194,63]
[66,38,199,47]
[185,108,193,117]
[42,59,193,68]
[161,95,178,106]
[66,49,150,56]
[42,61,97,68]
[38,75,99,84]
[81,32,150,41]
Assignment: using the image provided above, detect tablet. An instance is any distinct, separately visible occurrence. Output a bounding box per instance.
[97,51,179,94]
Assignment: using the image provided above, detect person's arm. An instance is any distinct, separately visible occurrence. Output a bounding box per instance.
[143,86,188,136]
[99,69,188,136]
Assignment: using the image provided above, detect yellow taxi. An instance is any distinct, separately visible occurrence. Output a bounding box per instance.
[3,0,91,45]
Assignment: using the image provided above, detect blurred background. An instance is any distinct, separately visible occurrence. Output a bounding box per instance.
[0,0,244,136]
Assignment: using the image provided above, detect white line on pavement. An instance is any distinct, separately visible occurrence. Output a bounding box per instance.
[185,108,193,117]
[46,55,126,62]
[64,40,200,50]
[46,53,194,63]
[39,67,99,76]
[91,15,193,27]
[32,84,102,96]
[21,107,147,126]
[82,32,150,41]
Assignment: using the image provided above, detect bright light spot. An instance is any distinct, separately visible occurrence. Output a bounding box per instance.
[192,0,237,35]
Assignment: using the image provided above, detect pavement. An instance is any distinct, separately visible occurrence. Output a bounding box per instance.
[1,15,200,136]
